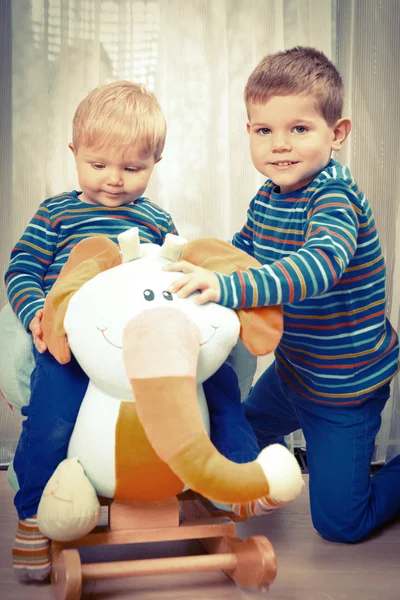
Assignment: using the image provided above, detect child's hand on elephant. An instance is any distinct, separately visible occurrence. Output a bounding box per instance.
[29,309,48,353]
[164,261,221,305]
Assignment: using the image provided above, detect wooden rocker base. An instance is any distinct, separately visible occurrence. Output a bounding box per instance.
[51,492,277,600]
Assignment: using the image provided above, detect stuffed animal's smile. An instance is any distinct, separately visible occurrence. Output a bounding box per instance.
[97,323,220,349]
[97,327,121,349]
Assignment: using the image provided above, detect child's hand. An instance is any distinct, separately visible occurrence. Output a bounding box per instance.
[28,309,48,353]
[164,260,221,305]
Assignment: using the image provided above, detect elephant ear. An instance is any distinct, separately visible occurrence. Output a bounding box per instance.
[41,237,122,364]
[181,238,283,356]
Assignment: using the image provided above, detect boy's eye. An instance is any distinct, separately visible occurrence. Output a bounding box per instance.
[293,126,308,134]
[93,163,106,169]
[257,128,271,135]
[125,167,139,172]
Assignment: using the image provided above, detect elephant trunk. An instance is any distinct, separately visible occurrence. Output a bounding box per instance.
[123,307,271,505]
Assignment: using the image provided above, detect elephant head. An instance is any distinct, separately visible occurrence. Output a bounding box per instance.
[41,232,303,507]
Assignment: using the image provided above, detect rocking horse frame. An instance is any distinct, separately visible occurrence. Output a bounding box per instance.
[51,491,277,599]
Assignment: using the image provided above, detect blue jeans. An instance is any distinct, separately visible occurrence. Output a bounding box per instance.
[13,349,89,520]
[243,362,400,543]
[204,362,260,463]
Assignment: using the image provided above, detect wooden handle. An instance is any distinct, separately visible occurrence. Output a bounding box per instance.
[81,553,238,580]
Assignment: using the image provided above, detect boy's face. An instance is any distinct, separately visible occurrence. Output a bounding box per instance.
[247,95,348,193]
[69,143,159,207]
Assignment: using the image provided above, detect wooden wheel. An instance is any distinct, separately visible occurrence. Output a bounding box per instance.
[51,549,82,600]
[222,535,277,591]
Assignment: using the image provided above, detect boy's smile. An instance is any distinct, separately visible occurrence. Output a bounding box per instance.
[269,161,299,168]
[247,95,348,194]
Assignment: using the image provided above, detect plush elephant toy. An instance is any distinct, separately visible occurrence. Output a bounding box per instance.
[30,229,304,541]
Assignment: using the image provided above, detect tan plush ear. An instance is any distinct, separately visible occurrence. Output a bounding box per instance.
[41,237,122,364]
[181,238,283,356]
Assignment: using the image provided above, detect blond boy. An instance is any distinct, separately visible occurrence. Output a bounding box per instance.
[6,81,177,580]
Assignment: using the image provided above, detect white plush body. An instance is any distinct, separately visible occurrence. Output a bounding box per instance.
[64,245,239,498]
[67,382,210,498]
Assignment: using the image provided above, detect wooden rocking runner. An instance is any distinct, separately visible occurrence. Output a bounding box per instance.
[51,491,277,599]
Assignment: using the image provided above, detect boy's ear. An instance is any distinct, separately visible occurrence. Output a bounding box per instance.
[68,142,77,156]
[155,155,163,164]
[331,117,351,152]
[246,122,251,134]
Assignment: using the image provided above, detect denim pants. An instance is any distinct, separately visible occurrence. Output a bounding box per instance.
[243,362,400,543]
[203,362,260,463]
[13,349,89,520]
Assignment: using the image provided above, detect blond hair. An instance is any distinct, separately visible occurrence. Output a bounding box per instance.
[245,47,343,126]
[72,81,166,159]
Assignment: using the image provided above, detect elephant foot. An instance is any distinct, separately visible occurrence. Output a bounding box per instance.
[37,457,101,542]
[256,444,305,507]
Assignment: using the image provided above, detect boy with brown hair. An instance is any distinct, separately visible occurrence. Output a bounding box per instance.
[166,47,400,543]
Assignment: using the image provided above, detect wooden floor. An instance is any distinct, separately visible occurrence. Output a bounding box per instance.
[1,470,399,600]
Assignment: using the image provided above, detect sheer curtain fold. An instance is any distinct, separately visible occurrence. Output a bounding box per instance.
[337,0,400,462]
[1,0,399,463]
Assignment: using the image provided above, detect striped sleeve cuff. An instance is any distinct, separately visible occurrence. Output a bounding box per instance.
[216,272,239,308]
[17,298,46,331]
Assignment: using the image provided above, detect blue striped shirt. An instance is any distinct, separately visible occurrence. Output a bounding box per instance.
[5,191,177,330]
[216,160,399,404]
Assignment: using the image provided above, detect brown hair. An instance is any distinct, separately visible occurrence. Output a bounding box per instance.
[72,81,166,159]
[245,47,343,126]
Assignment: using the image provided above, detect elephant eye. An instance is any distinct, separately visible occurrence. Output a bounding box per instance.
[162,291,173,301]
[143,289,155,301]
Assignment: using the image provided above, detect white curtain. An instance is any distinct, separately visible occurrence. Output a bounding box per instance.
[1,0,399,464]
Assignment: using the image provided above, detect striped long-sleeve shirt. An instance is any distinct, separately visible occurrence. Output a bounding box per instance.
[216,159,399,405]
[5,191,177,330]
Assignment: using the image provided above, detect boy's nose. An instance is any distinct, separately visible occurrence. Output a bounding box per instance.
[271,133,291,152]
[107,170,123,186]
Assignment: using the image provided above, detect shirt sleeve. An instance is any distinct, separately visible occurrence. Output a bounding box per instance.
[159,211,179,240]
[217,181,359,308]
[167,214,179,237]
[232,196,256,258]
[4,202,58,329]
